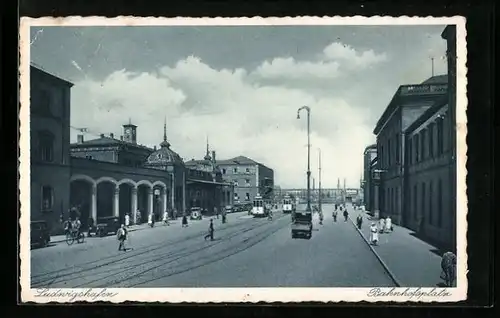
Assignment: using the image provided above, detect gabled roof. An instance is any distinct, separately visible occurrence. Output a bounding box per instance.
[404,96,449,134]
[421,74,448,85]
[30,64,74,87]
[70,137,153,151]
[217,155,258,165]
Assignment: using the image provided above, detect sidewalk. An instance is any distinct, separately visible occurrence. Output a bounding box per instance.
[350,209,445,287]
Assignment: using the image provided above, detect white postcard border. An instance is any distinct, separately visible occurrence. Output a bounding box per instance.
[19,15,468,303]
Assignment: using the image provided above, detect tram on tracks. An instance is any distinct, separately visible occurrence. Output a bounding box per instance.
[282,194,295,214]
[251,194,269,217]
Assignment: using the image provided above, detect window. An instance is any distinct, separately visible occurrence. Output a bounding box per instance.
[437,118,444,155]
[38,131,54,162]
[233,167,238,173]
[437,179,443,227]
[245,167,250,173]
[234,193,238,199]
[429,124,435,158]
[408,138,413,164]
[415,135,420,162]
[245,179,251,186]
[387,139,392,166]
[233,181,239,187]
[395,135,400,163]
[380,145,384,168]
[413,184,417,220]
[421,130,426,160]
[429,181,433,225]
[245,193,250,201]
[421,182,426,223]
[222,168,226,174]
[41,185,54,212]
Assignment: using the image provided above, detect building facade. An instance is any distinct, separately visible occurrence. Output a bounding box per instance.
[184,149,234,214]
[217,156,274,205]
[373,74,448,224]
[403,97,454,248]
[30,66,73,234]
[362,144,377,213]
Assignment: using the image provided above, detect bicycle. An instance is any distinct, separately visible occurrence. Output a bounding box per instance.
[66,229,85,245]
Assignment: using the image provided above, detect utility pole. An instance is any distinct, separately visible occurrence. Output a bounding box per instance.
[297,106,312,212]
[431,56,435,77]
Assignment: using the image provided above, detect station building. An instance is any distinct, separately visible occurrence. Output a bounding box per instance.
[216,156,274,205]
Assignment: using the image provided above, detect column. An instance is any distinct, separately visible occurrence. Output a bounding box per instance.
[373,182,380,219]
[171,173,175,211]
[148,188,154,216]
[131,186,138,224]
[162,188,168,214]
[91,184,97,222]
[113,186,120,217]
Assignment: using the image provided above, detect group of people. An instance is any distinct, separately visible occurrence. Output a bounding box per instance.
[369,216,393,246]
[331,204,349,223]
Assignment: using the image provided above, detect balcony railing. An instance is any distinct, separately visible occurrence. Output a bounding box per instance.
[399,84,448,96]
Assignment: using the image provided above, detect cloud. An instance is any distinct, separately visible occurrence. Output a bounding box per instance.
[70,55,373,189]
[322,42,388,69]
[251,41,387,82]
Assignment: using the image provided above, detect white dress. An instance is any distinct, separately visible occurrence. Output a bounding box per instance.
[125,214,130,226]
[385,218,392,232]
[370,226,379,243]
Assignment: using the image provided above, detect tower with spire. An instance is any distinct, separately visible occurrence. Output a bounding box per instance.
[204,135,211,161]
[160,116,170,149]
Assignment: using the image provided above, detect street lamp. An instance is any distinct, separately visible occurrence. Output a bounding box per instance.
[318,148,322,213]
[297,106,311,213]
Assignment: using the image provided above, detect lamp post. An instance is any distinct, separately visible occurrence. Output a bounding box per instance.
[297,106,311,213]
[318,148,322,213]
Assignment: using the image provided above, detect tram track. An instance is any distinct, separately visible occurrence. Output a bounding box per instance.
[31,213,289,288]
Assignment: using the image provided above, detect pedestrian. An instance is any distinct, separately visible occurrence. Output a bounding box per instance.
[182,214,188,227]
[148,213,154,228]
[125,213,130,228]
[163,210,170,225]
[332,209,338,222]
[369,222,379,245]
[379,218,386,233]
[117,224,129,251]
[319,212,323,225]
[343,209,349,222]
[204,219,214,241]
[136,209,141,224]
[222,213,227,224]
[87,216,94,237]
[440,251,457,287]
[385,216,393,232]
[356,214,363,230]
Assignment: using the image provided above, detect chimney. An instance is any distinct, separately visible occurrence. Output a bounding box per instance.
[77,134,84,144]
[120,136,123,141]
[212,151,216,163]
[110,133,114,139]
[154,146,157,151]
[100,134,104,138]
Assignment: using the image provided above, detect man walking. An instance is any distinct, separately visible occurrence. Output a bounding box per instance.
[356,214,363,229]
[204,219,214,241]
[343,208,349,222]
[117,224,129,251]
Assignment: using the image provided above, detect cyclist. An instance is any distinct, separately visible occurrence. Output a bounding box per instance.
[72,217,82,237]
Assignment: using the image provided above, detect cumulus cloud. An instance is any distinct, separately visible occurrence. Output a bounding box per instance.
[322,42,388,69]
[70,55,373,188]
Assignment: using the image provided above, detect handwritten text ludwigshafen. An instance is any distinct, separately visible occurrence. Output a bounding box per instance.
[34,288,118,301]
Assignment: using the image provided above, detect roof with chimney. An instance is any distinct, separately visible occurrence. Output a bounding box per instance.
[70,135,153,151]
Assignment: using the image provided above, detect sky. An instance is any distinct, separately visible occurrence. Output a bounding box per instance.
[29,24,448,189]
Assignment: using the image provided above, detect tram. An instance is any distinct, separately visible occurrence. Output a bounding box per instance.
[282,194,295,214]
[252,194,268,217]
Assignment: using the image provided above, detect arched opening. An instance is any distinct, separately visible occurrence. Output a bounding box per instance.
[97,181,115,218]
[119,183,133,224]
[137,184,151,223]
[69,180,92,228]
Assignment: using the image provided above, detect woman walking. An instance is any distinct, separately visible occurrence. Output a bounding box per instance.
[369,222,379,245]
[117,224,129,251]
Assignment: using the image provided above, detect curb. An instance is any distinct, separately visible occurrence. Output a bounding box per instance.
[348,214,402,287]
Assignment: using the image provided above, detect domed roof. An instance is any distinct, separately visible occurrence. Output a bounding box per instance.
[145,139,184,167]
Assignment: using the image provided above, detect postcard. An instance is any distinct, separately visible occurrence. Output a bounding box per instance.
[19,15,467,303]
